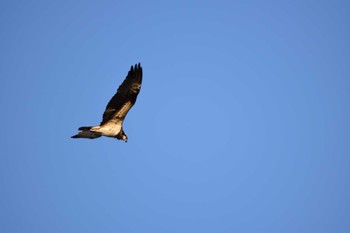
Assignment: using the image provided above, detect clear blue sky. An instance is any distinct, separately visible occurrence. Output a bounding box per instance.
[1,0,349,232]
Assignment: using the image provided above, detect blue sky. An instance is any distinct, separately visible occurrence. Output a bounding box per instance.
[1,0,350,232]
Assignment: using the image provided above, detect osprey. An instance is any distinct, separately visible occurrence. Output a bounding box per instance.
[71,63,142,142]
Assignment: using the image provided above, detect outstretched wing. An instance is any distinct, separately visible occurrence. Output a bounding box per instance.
[100,63,142,125]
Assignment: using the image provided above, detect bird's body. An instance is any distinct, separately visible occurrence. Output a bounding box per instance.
[71,63,142,142]
[92,122,122,137]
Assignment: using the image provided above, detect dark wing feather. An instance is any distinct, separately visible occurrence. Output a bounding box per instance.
[100,63,142,125]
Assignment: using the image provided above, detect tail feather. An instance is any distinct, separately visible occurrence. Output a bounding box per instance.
[78,126,92,131]
[71,126,101,139]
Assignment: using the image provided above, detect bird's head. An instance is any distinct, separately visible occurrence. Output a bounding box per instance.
[121,134,128,143]
[115,129,128,143]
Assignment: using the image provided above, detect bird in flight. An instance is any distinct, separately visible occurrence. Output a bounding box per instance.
[71,63,143,142]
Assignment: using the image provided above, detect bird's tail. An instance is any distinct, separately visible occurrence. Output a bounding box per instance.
[78,126,92,131]
[71,126,101,139]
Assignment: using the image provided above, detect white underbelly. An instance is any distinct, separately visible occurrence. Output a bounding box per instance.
[94,124,122,137]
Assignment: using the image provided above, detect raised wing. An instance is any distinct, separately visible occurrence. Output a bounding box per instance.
[100,63,142,125]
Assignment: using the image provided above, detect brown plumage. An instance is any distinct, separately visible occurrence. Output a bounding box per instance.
[71,63,143,142]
